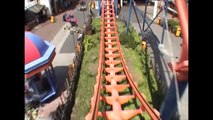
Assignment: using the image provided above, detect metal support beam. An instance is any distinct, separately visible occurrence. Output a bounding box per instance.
[144,8,163,33]
[114,0,118,15]
[134,6,155,37]
[169,0,188,81]
[160,0,168,44]
[126,0,132,33]
[132,2,142,35]
[142,0,148,31]
[175,0,188,62]
[98,0,101,16]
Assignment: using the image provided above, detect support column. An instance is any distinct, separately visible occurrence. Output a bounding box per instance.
[152,1,158,19]
[98,0,101,16]
[120,0,123,7]
[114,0,118,15]
[169,0,188,81]
[126,0,132,33]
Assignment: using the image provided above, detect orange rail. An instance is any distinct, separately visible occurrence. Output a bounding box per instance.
[85,0,161,119]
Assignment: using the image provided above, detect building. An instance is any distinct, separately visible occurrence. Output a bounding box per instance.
[39,0,75,16]
[25,0,47,30]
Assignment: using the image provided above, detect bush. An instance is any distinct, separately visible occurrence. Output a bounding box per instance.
[168,19,180,33]
[83,34,100,52]
[168,19,179,27]
[91,18,101,32]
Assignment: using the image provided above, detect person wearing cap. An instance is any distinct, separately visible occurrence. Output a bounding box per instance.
[69,14,78,27]
[63,13,68,22]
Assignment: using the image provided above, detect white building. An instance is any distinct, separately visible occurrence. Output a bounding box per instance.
[25,0,54,16]
[39,0,53,16]
[25,0,37,10]
[25,0,48,30]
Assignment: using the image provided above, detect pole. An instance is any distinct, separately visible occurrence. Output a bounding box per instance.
[114,0,118,16]
[160,1,168,44]
[142,0,148,31]
[132,2,142,35]
[98,0,101,16]
[126,0,132,33]
[120,0,123,7]
[175,0,188,62]
[153,1,158,19]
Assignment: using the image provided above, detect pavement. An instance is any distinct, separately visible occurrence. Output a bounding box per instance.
[29,1,188,120]
[30,1,93,119]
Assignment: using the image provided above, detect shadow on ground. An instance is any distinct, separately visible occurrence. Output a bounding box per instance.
[60,34,76,53]
[41,66,68,104]
[143,29,174,109]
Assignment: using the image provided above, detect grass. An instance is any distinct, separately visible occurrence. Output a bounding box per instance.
[70,33,100,120]
[122,46,151,100]
[91,18,101,33]
[70,18,163,120]
[122,46,163,119]
[117,20,163,119]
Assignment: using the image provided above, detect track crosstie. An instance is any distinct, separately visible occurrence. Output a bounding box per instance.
[85,0,161,119]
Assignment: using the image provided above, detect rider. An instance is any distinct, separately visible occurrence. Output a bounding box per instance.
[63,13,68,22]
[80,0,86,6]
[62,13,78,27]
[69,14,78,27]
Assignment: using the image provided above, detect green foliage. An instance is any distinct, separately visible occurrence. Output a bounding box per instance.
[91,18,101,32]
[71,20,101,120]
[168,19,179,27]
[122,46,151,100]
[117,21,141,50]
[72,18,163,120]
[83,33,100,52]
[119,32,137,49]
[116,20,126,33]
[71,45,99,120]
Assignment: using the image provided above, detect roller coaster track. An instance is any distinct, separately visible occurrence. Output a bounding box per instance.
[85,0,161,119]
